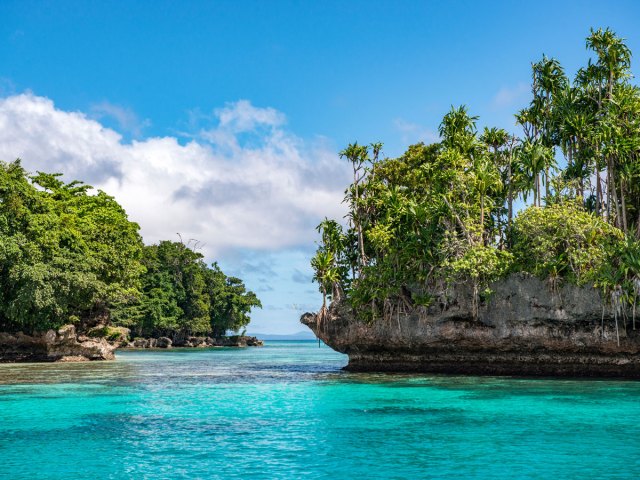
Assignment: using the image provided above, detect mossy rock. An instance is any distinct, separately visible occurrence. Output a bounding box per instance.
[88,325,130,343]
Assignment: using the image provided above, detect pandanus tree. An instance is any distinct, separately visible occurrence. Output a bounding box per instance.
[518,141,555,207]
[516,56,567,204]
[439,105,480,154]
[555,85,595,199]
[340,142,383,277]
[480,127,518,239]
[472,154,502,241]
[586,27,632,102]
[315,218,352,298]
[532,56,568,151]
[577,28,634,225]
[311,250,337,310]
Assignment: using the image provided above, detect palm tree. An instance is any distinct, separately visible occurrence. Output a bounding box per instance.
[481,127,509,157]
[586,28,632,102]
[480,127,514,238]
[439,105,479,153]
[577,28,634,226]
[518,141,554,207]
[311,250,337,309]
[473,155,502,241]
[340,142,370,274]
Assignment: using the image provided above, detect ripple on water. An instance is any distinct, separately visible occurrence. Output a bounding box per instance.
[1,343,640,480]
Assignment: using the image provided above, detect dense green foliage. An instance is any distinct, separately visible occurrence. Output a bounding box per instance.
[511,202,624,285]
[0,160,144,333]
[312,28,640,319]
[0,160,260,335]
[114,241,261,338]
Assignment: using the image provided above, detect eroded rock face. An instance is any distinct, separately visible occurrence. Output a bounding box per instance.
[156,337,172,348]
[121,335,264,349]
[0,325,116,362]
[301,273,640,378]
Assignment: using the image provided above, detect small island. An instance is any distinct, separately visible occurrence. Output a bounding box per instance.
[0,163,262,362]
[303,28,640,377]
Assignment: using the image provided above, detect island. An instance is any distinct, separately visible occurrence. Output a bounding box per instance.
[0,163,262,362]
[302,28,640,378]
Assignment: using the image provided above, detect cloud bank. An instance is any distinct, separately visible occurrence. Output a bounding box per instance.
[0,93,350,257]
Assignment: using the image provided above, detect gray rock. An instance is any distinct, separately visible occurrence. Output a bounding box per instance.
[156,337,172,348]
[301,273,640,378]
[0,324,116,362]
[133,338,149,348]
[187,336,206,347]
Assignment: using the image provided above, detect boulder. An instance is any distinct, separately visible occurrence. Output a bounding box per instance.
[245,337,264,347]
[156,337,172,348]
[133,338,149,348]
[186,336,207,347]
[88,325,130,344]
[0,324,116,362]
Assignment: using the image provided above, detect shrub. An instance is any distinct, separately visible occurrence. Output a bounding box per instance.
[511,202,625,285]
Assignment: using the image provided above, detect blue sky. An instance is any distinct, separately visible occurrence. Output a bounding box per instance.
[1,1,639,333]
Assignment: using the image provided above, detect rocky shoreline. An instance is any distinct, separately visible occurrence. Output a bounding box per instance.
[0,325,263,363]
[0,325,116,362]
[121,335,264,349]
[301,273,640,378]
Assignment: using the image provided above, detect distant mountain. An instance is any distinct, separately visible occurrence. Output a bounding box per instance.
[248,330,317,340]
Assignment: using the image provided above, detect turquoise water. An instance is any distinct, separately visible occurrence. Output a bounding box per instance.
[1,342,640,479]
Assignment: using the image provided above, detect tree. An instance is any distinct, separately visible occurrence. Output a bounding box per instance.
[0,160,144,333]
[206,263,262,337]
[309,27,640,327]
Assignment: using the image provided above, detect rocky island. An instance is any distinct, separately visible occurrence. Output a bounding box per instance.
[302,273,640,377]
[304,29,640,378]
[0,162,262,362]
[0,323,264,362]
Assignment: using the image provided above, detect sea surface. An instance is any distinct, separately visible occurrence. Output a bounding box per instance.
[1,341,640,479]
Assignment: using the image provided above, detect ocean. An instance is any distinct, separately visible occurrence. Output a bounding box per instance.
[1,341,639,479]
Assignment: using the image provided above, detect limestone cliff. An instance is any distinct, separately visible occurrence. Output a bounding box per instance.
[301,273,640,377]
[0,325,116,362]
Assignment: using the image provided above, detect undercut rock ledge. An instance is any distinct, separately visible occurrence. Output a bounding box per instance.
[300,273,640,378]
[0,325,116,362]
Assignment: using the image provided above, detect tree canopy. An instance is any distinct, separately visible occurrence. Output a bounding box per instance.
[312,28,640,321]
[0,160,261,336]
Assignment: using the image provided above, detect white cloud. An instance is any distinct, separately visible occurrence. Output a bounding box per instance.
[215,99,285,132]
[491,82,530,109]
[0,93,350,258]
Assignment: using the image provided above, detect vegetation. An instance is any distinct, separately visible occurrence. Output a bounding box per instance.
[311,28,640,321]
[0,160,261,336]
[115,241,261,338]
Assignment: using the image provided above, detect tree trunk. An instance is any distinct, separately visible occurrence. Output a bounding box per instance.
[596,168,602,217]
[567,143,574,196]
[606,164,611,224]
[545,166,550,202]
[507,161,513,228]
[353,166,366,276]
[620,179,628,234]
[611,162,622,229]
